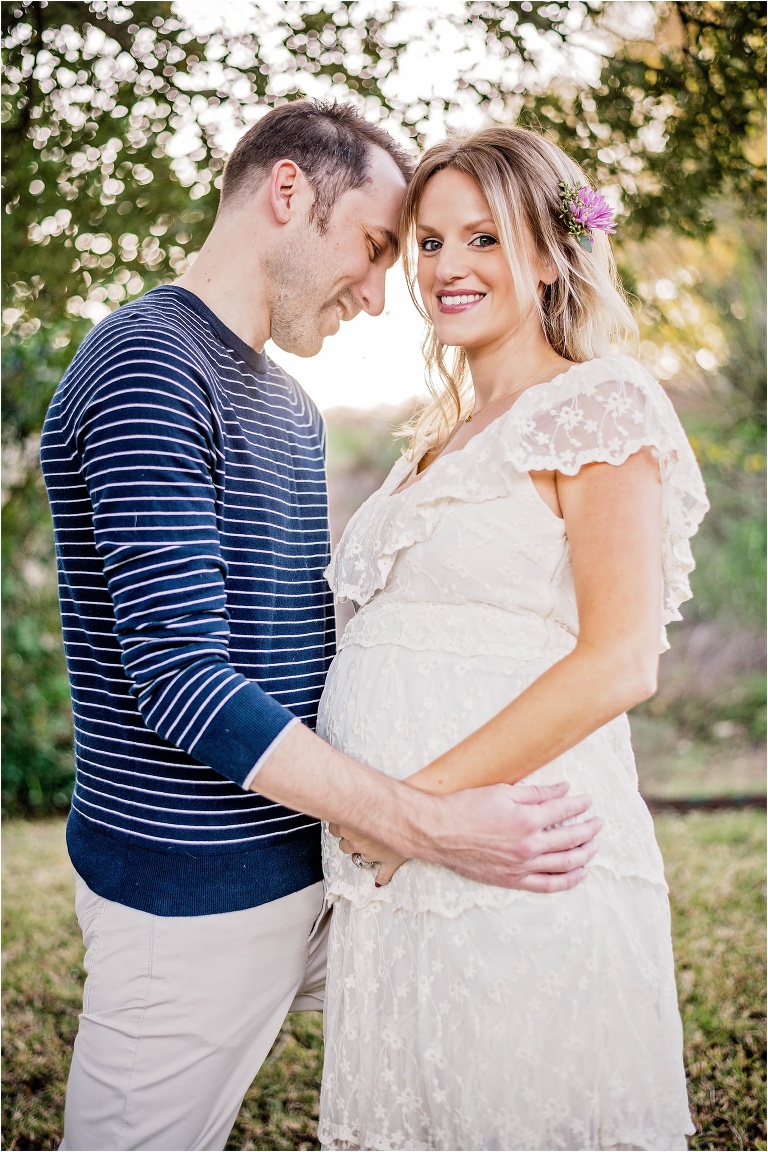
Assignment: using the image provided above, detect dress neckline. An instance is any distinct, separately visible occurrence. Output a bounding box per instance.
[390,357,598,499]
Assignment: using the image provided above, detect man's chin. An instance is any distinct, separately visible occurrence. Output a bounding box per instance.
[271,332,326,359]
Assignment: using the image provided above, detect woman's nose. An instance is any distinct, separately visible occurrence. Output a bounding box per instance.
[434,242,470,283]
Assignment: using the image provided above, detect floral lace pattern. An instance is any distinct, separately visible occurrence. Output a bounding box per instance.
[325,355,709,651]
[319,873,692,1151]
[317,356,700,1149]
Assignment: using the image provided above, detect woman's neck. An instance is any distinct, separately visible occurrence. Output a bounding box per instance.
[465,321,565,409]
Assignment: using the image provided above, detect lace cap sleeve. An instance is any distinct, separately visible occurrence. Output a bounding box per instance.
[505,355,709,646]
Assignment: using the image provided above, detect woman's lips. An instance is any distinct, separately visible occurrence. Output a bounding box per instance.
[436,292,486,314]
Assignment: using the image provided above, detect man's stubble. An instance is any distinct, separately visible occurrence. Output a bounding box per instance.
[264,232,338,358]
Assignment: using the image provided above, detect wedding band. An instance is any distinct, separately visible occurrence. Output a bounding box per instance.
[351,852,378,870]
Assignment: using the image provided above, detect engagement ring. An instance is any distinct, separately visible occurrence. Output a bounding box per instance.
[351,852,378,870]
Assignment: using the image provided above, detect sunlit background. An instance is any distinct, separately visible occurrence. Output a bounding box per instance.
[2,3,766,1148]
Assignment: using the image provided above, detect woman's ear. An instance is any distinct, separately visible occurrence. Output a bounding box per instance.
[539,257,559,287]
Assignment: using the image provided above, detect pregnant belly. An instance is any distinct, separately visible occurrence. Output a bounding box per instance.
[318,641,554,779]
[318,640,668,906]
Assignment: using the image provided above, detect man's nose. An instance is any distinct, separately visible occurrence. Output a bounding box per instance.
[357,266,387,318]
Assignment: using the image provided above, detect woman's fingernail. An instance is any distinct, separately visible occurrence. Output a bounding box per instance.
[374,881,382,888]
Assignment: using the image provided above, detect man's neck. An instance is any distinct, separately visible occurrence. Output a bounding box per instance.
[175,218,272,352]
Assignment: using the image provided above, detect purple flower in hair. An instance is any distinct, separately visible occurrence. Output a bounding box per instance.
[559,181,616,252]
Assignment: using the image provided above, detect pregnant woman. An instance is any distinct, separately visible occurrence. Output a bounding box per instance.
[317,126,707,1151]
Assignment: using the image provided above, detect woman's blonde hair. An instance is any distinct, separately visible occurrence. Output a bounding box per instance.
[399,125,637,455]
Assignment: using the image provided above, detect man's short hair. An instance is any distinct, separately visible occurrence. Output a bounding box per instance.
[220,99,415,231]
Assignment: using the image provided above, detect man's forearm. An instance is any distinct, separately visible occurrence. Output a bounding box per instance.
[252,722,436,860]
[251,723,600,893]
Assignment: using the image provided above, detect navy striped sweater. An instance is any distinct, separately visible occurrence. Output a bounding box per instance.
[41,286,335,915]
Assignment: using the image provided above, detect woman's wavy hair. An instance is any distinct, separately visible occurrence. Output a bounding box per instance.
[399,126,637,455]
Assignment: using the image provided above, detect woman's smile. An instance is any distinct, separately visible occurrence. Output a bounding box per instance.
[436,290,487,313]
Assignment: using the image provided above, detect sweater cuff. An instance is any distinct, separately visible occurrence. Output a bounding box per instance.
[241,716,302,791]
[189,680,297,788]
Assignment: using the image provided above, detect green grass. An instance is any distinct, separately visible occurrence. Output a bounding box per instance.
[3,814,765,1151]
[631,713,766,801]
[657,812,767,1151]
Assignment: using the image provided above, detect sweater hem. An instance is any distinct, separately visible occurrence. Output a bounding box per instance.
[66,807,323,916]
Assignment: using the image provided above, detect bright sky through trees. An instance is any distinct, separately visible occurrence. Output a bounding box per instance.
[174,0,652,410]
[3,2,763,416]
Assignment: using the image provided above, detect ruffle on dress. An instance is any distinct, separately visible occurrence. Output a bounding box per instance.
[325,355,709,650]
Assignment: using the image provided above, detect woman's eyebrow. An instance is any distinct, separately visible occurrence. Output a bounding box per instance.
[461,217,497,230]
[415,218,497,233]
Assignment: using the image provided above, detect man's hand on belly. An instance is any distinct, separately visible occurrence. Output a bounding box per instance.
[254,724,600,892]
[420,780,601,891]
[330,781,600,890]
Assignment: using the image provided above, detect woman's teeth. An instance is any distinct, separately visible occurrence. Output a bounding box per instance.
[439,294,484,305]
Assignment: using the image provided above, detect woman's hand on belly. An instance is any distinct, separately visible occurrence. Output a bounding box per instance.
[329,823,408,886]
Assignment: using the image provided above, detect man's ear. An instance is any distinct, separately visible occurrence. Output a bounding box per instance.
[268,159,310,225]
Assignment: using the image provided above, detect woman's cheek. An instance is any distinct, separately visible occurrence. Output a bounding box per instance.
[417,275,435,321]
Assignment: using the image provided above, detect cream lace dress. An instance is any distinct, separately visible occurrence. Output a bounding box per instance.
[316,356,708,1152]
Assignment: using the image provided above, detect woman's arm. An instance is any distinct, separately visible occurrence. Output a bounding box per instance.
[408,447,663,795]
[331,447,660,882]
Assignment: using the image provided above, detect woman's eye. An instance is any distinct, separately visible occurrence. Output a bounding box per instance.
[420,238,441,253]
[471,234,498,248]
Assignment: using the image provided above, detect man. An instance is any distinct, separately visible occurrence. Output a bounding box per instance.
[42,99,600,1151]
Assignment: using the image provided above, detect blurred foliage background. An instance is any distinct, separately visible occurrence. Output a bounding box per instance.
[2,0,766,813]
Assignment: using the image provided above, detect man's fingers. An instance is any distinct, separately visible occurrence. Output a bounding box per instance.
[526,792,594,829]
[526,839,599,875]
[528,815,603,857]
[514,866,588,894]
[509,780,570,805]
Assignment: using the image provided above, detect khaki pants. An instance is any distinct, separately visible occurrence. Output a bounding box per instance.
[61,874,329,1151]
